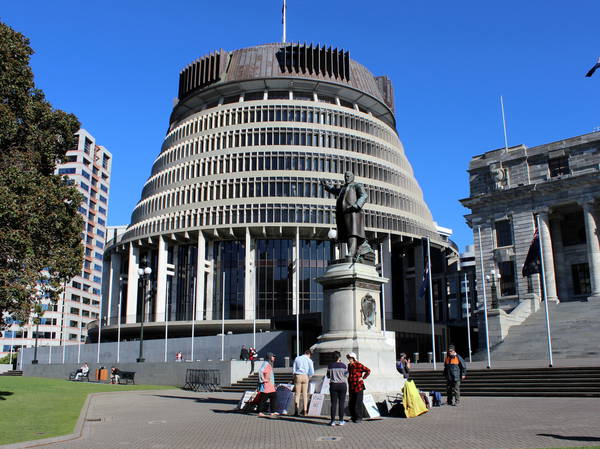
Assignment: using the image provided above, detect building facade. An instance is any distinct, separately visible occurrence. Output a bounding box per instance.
[461,131,600,347]
[0,129,112,358]
[100,43,460,356]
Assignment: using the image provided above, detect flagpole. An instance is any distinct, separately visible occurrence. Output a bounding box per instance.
[117,278,122,363]
[295,229,300,358]
[500,95,509,150]
[426,237,436,370]
[535,214,554,367]
[191,282,196,362]
[164,299,169,363]
[282,0,287,43]
[221,272,225,361]
[477,226,492,369]
[463,272,472,363]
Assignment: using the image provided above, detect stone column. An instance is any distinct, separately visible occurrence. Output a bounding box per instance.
[582,200,600,299]
[537,211,559,302]
[155,236,168,322]
[195,232,206,320]
[244,228,256,319]
[381,234,393,324]
[205,241,215,320]
[108,252,122,325]
[126,243,140,323]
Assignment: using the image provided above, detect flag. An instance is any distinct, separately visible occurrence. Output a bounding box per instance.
[418,256,429,299]
[522,228,541,277]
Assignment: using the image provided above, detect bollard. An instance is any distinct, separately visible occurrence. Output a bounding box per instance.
[427,352,433,363]
[284,356,290,368]
[413,352,419,364]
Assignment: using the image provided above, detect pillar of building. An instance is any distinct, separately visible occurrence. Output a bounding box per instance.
[126,243,140,323]
[244,228,256,320]
[292,228,300,315]
[195,232,206,320]
[205,240,215,320]
[537,210,559,302]
[108,252,122,325]
[582,199,600,299]
[155,236,168,322]
[381,234,393,323]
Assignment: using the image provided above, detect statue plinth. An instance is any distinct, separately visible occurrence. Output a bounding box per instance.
[311,261,404,396]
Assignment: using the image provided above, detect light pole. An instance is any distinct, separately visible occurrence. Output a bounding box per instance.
[137,265,152,363]
[486,269,501,309]
[31,305,42,365]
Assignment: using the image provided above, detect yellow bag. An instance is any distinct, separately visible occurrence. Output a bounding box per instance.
[402,380,428,418]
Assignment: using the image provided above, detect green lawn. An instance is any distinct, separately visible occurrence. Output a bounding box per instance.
[0,376,174,445]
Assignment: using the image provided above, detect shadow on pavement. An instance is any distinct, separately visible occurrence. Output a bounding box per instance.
[152,394,238,405]
[538,433,600,442]
[0,391,14,400]
[211,410,336,426]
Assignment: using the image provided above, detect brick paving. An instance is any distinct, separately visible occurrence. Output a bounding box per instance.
[6,390,600,449]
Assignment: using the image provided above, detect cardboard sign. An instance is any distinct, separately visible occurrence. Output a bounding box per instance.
[307,393,325,416]
[363,394,381,418]
[237,391,256,410]
[319,377,330,394]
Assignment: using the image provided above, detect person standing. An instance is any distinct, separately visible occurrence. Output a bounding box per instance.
[396,352,411,379]
[257,352,277,417]
[292,349,314,416]
[346,352,370,423]
[175,351,183,362]
[327,351,348,426]
[443,345,467,406]
[240,345,249,361]
[249,347,257,374]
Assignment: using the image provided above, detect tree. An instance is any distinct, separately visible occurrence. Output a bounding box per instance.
[0,22,84,326]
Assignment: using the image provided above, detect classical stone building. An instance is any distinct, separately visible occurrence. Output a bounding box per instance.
[99,43,462,358]
[461,131,600,348]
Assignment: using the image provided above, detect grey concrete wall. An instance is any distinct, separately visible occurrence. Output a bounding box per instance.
[20,331,291,379]
[22,360,254,387]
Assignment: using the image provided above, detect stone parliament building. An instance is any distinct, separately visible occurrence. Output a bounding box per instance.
[462,131,600,358]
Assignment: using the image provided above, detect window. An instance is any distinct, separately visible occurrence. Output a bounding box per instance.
[70,307,80,315]
[80,181,89,191]
[93,276,102,283]
[99,195,107,204]
[94,264,102,272]
[98,206,106,215]
[97,229,105,238]
[71,294,80,302]
[98,218,106,226]
[571,263,591,295]
[95,241,104,249]
[58,168,76,175]
[549,156,570,177]
[84,138,93,154]
[82,310,90,317]
[81,170,91,180]
[94,252,103,260]
[72,281,81,289]
[82,297,90,305]
[498,261,516,296]
[100,184,108,193]
[495,219,513,247]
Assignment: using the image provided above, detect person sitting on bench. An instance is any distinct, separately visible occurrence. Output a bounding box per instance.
[110,366,120,384]
[75,362,89,380]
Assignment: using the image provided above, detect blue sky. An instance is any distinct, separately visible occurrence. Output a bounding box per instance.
[2,1,599,251]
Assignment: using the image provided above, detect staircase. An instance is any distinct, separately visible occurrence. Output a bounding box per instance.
[476,300,600,361]
[0,370,23,376]
[410,367,600,397]
[222,369,294,392]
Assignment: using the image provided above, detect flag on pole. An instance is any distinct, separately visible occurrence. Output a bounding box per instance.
[418,256,429,299]
[522,228,541,277]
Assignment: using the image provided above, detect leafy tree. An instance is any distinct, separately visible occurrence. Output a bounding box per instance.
[0,22,84,326]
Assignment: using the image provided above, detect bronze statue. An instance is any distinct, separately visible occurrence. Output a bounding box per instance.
[321,171,371,260]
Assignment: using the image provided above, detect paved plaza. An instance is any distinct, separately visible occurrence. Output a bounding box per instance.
[4,390,600,449]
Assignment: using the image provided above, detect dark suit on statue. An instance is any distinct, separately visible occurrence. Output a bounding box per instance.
[323,181,367,242]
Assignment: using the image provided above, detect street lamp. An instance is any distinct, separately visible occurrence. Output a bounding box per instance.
[31,302,44,365]
[486,269,501,309]
[137,265,152,363]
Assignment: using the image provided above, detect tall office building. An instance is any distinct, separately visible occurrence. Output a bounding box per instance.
[100,43,460,354]
[0,129,112,358]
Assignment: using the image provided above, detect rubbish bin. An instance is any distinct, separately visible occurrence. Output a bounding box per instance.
[96,368,108,382]
[413,352,419,364]
[284,356,290,368]
[427,352,433,363]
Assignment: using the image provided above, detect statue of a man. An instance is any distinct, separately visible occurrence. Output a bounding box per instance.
[320,171,368,258]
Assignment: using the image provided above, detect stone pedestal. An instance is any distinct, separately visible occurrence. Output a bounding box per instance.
[311,261,404,397]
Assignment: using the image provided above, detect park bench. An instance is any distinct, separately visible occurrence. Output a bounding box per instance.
[68,371,89,382]
[117,371,136,384]
[183,369,221,392]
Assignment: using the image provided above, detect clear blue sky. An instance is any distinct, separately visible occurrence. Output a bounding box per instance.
[3,1,599,251]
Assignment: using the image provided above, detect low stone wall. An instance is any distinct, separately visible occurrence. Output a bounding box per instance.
[22,360,252,387]
[0,364,12,374]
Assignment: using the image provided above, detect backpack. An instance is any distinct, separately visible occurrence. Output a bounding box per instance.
[430,390,442,407]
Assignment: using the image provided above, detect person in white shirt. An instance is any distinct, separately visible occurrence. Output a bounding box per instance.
[292,349,314,416]
[75,362,89,380]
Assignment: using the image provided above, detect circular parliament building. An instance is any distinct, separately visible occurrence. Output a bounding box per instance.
[100,43,461,354]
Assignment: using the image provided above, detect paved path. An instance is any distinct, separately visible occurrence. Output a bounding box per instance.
[8,390,600,449]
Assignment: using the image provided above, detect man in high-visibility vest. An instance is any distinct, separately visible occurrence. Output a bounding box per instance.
[443,345,467,406]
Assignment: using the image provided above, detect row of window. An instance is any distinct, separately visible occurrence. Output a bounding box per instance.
[164,102,396,153]
[126,202,435,242]
[144,151,412,199]
[133,176,425,223]
[155,126,406,176]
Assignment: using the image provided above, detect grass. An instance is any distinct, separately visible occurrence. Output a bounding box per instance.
[0,376,174,445]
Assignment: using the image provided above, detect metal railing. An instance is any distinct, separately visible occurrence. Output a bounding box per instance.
[183,369,222,392]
